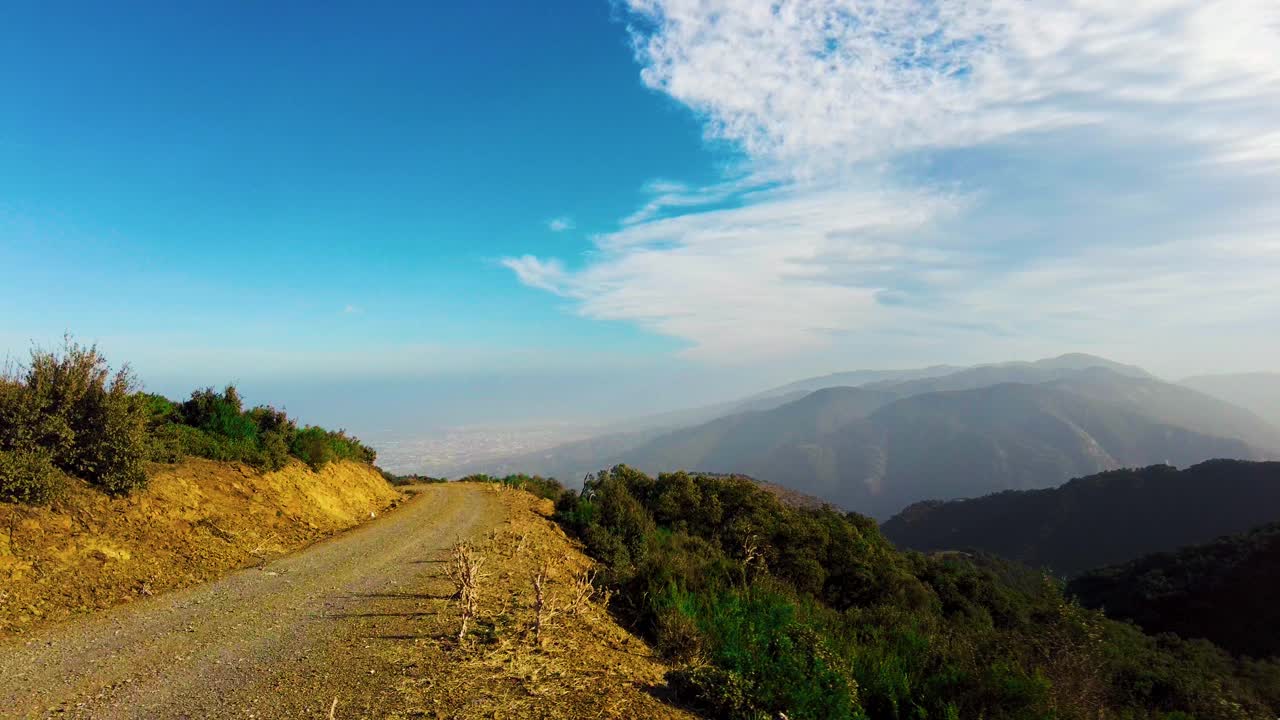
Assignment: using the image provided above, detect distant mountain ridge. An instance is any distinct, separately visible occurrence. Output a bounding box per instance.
[469,355,1278,519]
[621,374,1267,518]
[882,460,1280,576]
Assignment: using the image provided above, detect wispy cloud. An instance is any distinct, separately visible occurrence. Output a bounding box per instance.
[547,217,575,232]
[343,304,362,315]
[507,0,1280,367]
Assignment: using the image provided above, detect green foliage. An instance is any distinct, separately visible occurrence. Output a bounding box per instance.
[180,386,257,441]
[290,426,375,471]
[0,339,148,496]
[0,446,63,504]
[458,473,566,502]
[380,470,447,486]
[667,588,860,720]
[146,386,373,473]
[1069,521,1280,659]
[555,465,1280,719]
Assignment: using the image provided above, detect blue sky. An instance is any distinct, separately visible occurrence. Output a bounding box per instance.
[3,0,1279,431]
[1,2,717,368]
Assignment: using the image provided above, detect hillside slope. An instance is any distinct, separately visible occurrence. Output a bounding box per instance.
[1051,368,1280,452]
[0,458,399,634]
[882,460,1280,576]
[622,386,898,474]
[1068,521,1280,659]
[554,466,1280,718]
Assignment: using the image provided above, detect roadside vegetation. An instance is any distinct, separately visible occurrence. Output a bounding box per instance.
[455,472,565,501]
[550,466,1280,720]
[1,339,376,504]
[381,471,447,486]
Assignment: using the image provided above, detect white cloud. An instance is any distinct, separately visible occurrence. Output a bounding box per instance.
[507,0,1280,367]
[625,0,1280,175]
[342,304,361,315]
[547,217,575,232]
[502,255,570,296]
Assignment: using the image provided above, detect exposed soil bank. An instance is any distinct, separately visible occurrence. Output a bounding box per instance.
[0,458,399,635]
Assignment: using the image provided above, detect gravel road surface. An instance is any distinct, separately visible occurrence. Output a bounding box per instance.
[0,483,502,719]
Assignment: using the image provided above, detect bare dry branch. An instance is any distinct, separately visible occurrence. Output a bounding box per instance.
[446,541,486,642]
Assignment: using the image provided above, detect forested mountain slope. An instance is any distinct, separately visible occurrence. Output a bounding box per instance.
[1069,521,1280,659]
[552,466,1280,719]
[883,460,1280,576]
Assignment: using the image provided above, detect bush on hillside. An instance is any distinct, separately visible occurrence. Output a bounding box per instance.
[0,339,380,505]
[457,473,565,502]
[0,446,63,504]
[380,471,446,486]
[146,386,372,473]
[0,340,148,496]
[554,465,1280,720]
[290,426,375,471]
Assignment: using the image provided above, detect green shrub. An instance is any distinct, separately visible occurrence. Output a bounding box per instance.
[0,446,63,504]
[289,426,374,471]
[0,340,148,495]
[458,473,566,501]
[179,386,259,442]
[667,665,759,720]
[380,471,446,485]
[291,426,335,471]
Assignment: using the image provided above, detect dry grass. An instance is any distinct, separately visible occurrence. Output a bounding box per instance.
[379,485,698,720]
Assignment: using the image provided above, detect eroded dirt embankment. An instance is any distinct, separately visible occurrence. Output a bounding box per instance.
[0,458,399,635]
[383,487,695,719]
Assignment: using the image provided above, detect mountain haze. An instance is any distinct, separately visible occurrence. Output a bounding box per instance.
[1181,372,1280,430]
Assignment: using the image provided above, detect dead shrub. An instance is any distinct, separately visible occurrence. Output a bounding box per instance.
[567,567,600,617]
[656,606,705,664]
[530,558,556,648]
[446,541,485,642]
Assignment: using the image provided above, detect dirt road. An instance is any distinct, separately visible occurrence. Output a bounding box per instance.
[0,483,503,719]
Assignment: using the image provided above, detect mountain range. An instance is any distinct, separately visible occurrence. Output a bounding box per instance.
[471,354,1280,518]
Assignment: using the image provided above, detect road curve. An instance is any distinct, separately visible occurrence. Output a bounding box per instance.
[0,483,503,719]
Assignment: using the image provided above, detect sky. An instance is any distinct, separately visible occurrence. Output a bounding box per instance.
[2,0,1279,433]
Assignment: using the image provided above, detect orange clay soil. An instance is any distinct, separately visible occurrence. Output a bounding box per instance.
[0,457,400,635]
[380,484,699,720]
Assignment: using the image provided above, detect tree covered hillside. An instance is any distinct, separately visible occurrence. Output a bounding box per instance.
[552,466,1280,719]
[882,460,1280,577]
[1069,522,1280,659]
